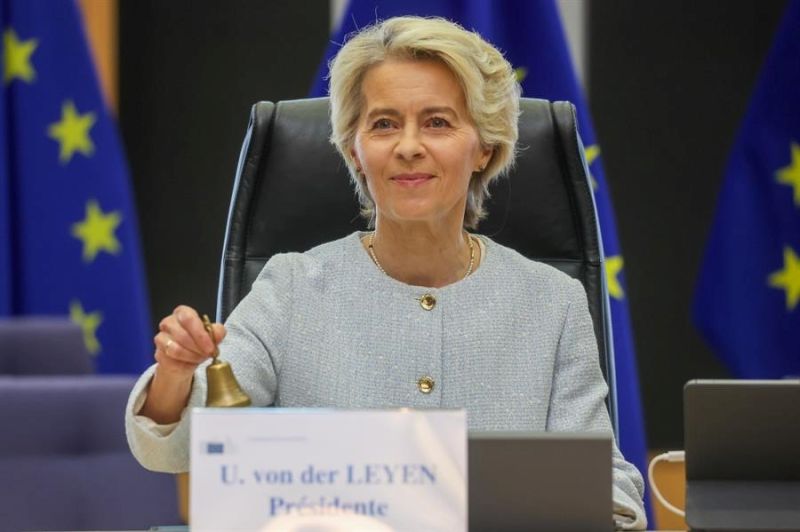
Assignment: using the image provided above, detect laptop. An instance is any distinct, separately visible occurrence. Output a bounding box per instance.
[684,379,800,531]
[468,432,612,532]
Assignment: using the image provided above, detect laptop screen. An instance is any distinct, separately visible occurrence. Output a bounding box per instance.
[468,432,612,532]
[684,379,800,481]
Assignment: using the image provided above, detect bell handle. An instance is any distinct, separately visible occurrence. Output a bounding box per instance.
[201,314,220,359]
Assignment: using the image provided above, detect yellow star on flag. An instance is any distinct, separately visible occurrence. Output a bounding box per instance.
[776,142,800,207]
[768,246,800,311]
[71,199,122,262]
[70,300,103,355]
[606,255,625,300]
[47,100,96,164]
[514,67,528,83]
[584,144,601,190]
[3,28,38,84]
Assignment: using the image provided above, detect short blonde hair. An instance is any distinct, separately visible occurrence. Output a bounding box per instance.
[328,16,521,229]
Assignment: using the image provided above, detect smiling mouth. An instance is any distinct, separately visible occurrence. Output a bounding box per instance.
[390,173,435,186]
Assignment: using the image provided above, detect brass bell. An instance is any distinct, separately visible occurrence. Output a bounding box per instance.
[202,314,251,408]
[206,358,251,407]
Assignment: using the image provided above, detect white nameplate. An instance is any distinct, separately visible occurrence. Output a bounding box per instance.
[190,408,467,531]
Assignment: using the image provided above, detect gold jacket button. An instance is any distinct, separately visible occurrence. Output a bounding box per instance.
[417,376,435,394]
[419,294,436,311]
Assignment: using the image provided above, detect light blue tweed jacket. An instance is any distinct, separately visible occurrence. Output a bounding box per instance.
[126,232,646,528]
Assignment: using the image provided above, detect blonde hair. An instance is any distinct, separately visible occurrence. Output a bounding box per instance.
[328,16,521,229]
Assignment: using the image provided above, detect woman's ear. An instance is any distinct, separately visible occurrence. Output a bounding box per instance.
[350,148,362,173]
[478,146,494,172]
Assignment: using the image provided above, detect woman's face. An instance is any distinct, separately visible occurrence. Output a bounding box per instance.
[351,59,491,228]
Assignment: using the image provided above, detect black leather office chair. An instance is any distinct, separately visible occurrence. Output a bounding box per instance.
[216,97,617,431]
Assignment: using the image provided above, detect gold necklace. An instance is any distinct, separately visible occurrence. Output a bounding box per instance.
[367,232,476,280]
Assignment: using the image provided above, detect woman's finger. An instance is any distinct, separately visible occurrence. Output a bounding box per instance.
[153,345,200,374]
[173,305,217,355]
[154,331,208,365]
[211,323,227,343]
[159,317,206,358]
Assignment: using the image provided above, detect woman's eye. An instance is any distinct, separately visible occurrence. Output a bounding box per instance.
[429,117,450,128]
[372,118,393,130]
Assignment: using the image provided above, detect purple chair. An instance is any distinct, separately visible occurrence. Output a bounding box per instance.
[0,317,93,375]
[0,376,181,530]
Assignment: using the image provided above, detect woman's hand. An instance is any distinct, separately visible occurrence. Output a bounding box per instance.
[139,305,227,424]
[154,305,227,379]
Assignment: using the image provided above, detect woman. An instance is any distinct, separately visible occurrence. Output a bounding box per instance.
[126,16,646,529]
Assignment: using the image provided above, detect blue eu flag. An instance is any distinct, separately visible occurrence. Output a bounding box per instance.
[311,0,651,521]
[694,1,800,378]
[0,0,151,373]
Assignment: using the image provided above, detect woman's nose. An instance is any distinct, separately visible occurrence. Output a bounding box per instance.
[394,126,425,161]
